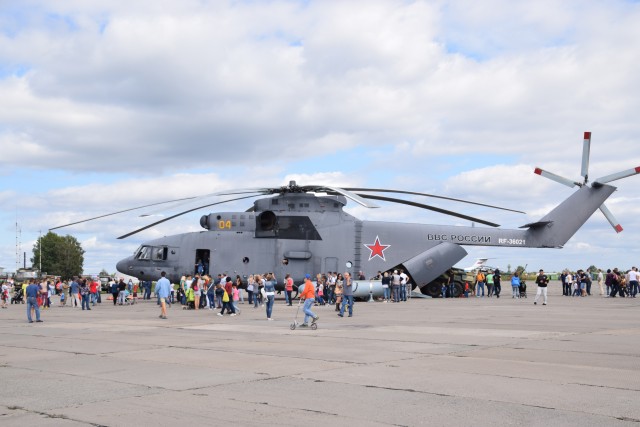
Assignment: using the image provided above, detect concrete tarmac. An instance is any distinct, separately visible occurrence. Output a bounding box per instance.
[0,283,638,426]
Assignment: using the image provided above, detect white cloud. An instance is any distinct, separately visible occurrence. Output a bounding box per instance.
[1,0,640,274]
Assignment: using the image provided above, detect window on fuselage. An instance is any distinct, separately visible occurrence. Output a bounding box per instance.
[136,246,151,260]
[154,247,168,261]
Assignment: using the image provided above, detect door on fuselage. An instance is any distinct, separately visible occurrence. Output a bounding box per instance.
[324,257,338,274]
[195,249,210,276]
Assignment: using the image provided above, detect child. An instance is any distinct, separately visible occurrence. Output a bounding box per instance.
[317,283,325,305]
[232,284,241,314]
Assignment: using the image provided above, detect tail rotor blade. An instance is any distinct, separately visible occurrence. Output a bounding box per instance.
[593,166,640,186]
[581,132,591,182]
[599,204,623,233]
[534,168,579,188]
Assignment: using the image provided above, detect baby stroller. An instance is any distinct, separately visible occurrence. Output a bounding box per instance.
[12,286,24,304]
[519,281,527,298]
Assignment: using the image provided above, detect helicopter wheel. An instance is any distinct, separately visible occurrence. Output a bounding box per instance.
[422,282,441,298]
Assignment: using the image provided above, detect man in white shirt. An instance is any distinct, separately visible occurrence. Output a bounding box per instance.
[628,267,639,298]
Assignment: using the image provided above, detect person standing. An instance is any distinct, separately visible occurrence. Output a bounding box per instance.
[493,269,502,298]
[511,272,521,298]
[111,279,119,306]
[475,270,486,297]
[79,280,91,310]
[327,272,336,305]
[155,271,171,319]
[264,273,275,320]
[584,270,592,296]
[391,270,401,303]
[62,281,70,306]
[1,281,9,308]
[89,279,98,306]
[561,270,569,296]
[628,267,639,298]
[533,269,549,305]
[399,269,409,301]
[381,272,391,302]
[117,278,127,305]
[284,274,294,306]
[597,269,605,296]
[486,270,494,297]
[224,277,236,315]
[70,278,80,308]
[299,274,318,327]
[25,280,44,323]
[339,272,354,317]
[334,274,343,311]
[206,278,216,310]
[253,274,263,308]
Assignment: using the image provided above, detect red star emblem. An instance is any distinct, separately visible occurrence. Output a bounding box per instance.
[364,236,390,261]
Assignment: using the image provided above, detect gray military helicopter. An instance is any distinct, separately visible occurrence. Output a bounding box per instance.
[52,132,639,297]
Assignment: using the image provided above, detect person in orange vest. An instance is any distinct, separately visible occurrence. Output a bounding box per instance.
[475,270,486,297]
[299,274,319,327]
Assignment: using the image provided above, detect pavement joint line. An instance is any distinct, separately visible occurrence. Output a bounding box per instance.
[224,396,408,427]
[0,364,173,395]
[289,377,640,424]
[3,404,107,426]
[569,382,640,393]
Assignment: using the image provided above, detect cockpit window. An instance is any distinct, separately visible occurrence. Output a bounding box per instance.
[136,246,152,260]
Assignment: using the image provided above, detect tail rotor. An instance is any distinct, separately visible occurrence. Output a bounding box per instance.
[534,132,640,233]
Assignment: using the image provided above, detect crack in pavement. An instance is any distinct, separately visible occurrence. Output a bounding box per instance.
[2,404,108,426]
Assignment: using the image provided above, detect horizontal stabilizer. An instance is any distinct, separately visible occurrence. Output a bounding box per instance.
[519,220,553,229]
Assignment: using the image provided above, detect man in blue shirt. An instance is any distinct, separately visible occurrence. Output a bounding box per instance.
[25,280,43,323]
[155,271,171,319]
[70,278,79,308]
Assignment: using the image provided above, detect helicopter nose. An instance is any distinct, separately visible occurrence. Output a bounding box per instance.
[116,257,131,275]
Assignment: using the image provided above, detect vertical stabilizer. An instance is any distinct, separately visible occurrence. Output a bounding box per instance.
[527,184,616,248]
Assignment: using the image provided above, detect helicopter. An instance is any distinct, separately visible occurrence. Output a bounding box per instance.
[52,132,639,298]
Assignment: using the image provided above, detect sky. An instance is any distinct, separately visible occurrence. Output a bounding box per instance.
[1,0,640,276]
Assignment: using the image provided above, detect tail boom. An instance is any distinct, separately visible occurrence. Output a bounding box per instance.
[525,184,616,247]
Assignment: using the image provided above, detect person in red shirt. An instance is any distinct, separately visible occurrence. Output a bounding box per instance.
[224,277,236,315]
[285,274,294,306]
[89,279,99,306]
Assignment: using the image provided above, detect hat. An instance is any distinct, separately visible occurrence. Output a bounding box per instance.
[305,274,311,279]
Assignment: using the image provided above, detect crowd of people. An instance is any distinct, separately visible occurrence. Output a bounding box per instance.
[4,264,638,324]
[560,267,639,298]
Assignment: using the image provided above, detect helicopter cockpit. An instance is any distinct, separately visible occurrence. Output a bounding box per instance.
[134,245,168,261]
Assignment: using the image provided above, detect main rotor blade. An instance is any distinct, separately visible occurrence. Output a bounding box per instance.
[344,188,525,214]
[593,166,640,186]
[356,194,500,227]
[303,185,380,208]
[117,194,258,239]
[49,196,200,231]
[599,203,623,233]
[581,131,591,182]
[139,190,267,217]
[534,168,580,188]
